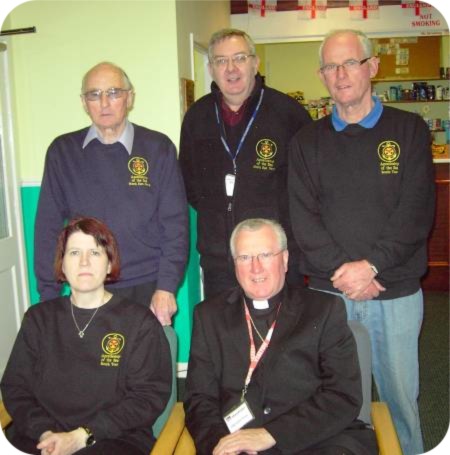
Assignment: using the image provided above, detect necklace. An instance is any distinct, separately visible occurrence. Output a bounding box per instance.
[70,299,101,338]
[248,313,266,343]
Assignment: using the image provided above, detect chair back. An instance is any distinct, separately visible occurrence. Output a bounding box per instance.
[348,320,372,424]
[152,325,178,437]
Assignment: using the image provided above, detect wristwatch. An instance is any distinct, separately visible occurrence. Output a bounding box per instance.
[368,262,379,276]
[80,426,96,447]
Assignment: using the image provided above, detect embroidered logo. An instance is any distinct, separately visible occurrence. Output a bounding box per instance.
[378,141,400,175]
[253,139,277,171]
[100,333,125,367]
[128,157,150,187]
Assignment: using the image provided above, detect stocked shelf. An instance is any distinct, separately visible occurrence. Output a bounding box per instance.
[382,100,449,104]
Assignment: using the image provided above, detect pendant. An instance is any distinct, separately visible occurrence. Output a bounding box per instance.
[79,331,85,338]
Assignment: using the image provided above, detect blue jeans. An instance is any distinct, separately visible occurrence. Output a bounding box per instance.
[323,289,424,455]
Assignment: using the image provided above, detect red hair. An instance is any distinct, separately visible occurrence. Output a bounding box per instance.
[54,217,120,283]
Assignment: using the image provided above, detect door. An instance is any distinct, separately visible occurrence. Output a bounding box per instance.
[0,40,29,381]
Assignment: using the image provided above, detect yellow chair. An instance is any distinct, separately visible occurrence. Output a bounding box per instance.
[151,399,401,455]
[153,321,403,455]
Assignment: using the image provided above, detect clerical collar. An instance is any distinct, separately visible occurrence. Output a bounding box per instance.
[244,289,283,311]
[331,96,383,132]
[82,119,134,154]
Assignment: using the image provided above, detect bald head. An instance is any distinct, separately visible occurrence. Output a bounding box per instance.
[81,62,133,94]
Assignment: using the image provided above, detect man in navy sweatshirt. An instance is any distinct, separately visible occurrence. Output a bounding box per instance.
[288,30,435,455]
[34,62,188,326]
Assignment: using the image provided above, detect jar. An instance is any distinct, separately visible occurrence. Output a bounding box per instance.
[389,86,398,101]
[418,82,428,101]
[401,89,411,100]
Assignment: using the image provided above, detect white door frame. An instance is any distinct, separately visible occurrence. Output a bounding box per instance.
[0,38,30,381]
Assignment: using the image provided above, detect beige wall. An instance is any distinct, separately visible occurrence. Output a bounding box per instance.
[5,0,180,182]
[175,0,229,118]
[175,0,229,81]
[263,41,328,101]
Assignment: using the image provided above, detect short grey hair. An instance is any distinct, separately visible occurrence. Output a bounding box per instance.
[208,28,256,62]
[318,29,373,66]
[81,61,134,94]
[230,218,287,258]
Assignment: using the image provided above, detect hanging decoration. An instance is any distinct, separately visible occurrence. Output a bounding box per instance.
[401,0,432,16]
[297,0,327,20]
[248,0,277,17]
[349,0,379,20]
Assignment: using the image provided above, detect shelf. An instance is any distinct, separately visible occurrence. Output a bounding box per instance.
[382,100,449,104]
[433,158,450,163]
[373,78,450,83]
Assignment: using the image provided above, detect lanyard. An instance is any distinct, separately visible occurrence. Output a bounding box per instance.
[215,89,264,173]
[241,300,281,399]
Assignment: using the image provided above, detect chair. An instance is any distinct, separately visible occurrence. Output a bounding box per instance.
[154,320,403,455]
[348,320,403,455]
[1,325,178,455]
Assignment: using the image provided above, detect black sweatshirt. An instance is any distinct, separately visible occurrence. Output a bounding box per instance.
[1,295,171,454]
[288,106,435,299]
[179,75,312,272]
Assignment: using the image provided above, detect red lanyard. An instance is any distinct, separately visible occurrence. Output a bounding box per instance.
[242,301,281,399]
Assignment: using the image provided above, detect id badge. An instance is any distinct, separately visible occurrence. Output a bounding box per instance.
[225,174,236,197]
[223,399,255,433]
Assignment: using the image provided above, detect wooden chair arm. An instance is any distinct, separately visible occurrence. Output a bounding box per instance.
[151,402,186,454]
[371,402,402,455]
[174,426,196,454]
[0,400,12,430]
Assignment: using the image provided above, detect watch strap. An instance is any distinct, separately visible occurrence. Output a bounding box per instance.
[368,262,379,276]
[80,426,96,447]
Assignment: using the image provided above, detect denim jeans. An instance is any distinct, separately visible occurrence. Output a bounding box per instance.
[328,289,424,455]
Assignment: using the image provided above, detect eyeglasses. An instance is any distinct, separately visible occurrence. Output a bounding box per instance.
[234,250,284,265]
[320,57,371,75]
[82,88,130,102]
[211,53,255,68]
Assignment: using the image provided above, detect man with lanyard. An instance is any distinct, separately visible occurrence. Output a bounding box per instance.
[288,30,435,455]
[179,28,312,299]
[35,62,188,325]
[184,218,377,455]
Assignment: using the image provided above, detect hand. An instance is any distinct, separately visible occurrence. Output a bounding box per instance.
[37,428,86,455]
[331,260,376,296]
[150,290,177,325]
[349,279,386,301]
[38,431,55,455]
[212,428,276,455]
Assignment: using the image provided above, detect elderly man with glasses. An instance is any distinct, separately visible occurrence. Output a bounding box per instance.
[184,218,377,455]
[288,30,435,455]
[179,28,312,300]
[35,62,188,326]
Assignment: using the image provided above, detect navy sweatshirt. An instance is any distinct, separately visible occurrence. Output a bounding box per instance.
[34,124,188,301]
